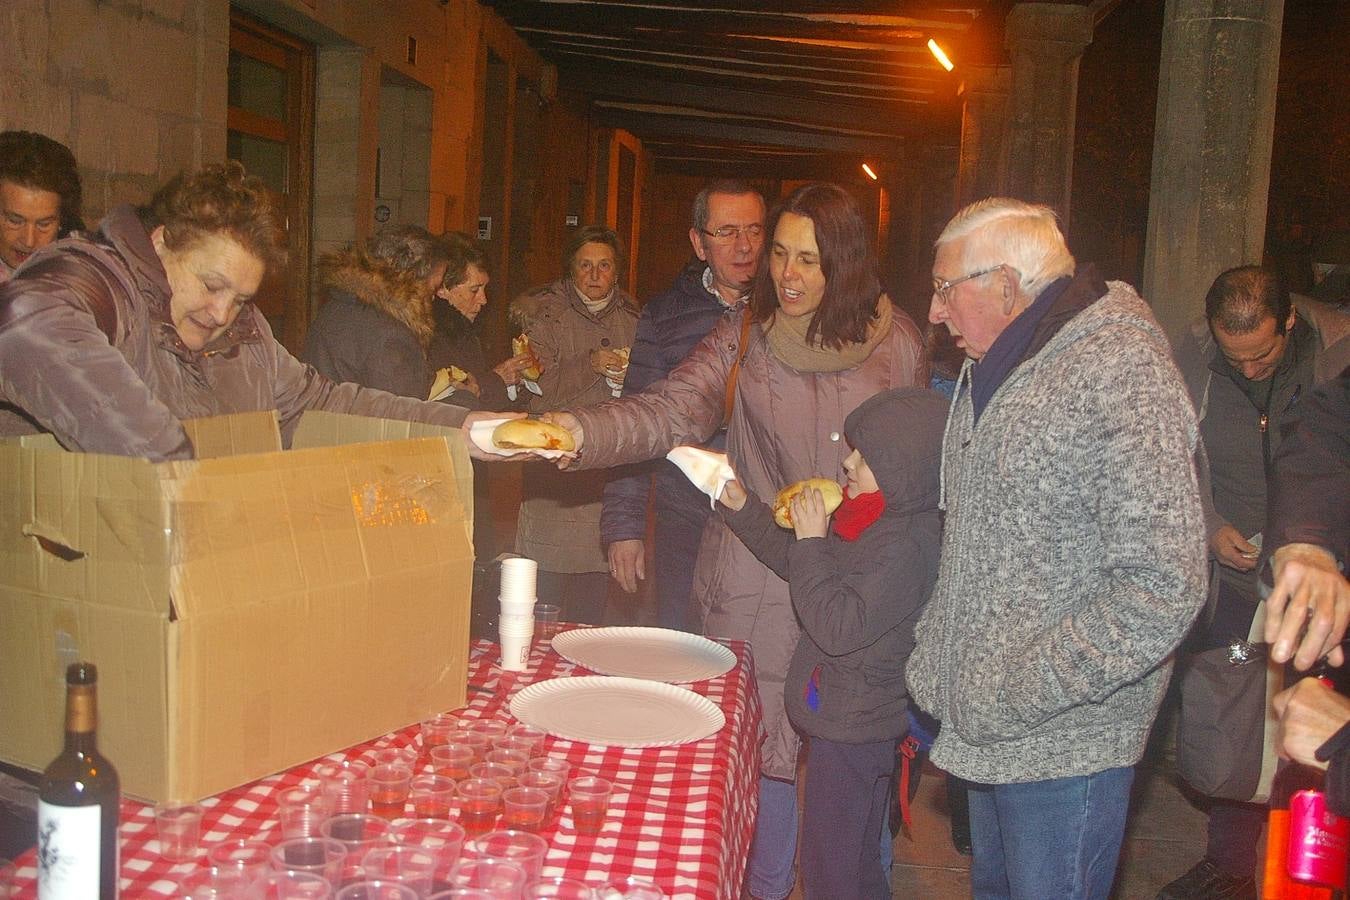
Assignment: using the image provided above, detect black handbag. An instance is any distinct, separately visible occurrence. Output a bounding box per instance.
[1175,640,1282,803]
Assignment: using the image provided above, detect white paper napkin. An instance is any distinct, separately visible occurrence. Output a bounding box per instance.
[665,446,737,507]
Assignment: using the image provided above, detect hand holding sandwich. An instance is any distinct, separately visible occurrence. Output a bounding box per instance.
[461,410,529,460]
[590,348,629,382]
[541,411,584,467]
[493,352,537,387]
[790,488,829,540]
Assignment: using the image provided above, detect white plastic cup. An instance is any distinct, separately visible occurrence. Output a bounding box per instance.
[498,558,538,604]
[464,829,547,883]
[498,596,537,619]
[499,623,533,671]
[497,613,535,632]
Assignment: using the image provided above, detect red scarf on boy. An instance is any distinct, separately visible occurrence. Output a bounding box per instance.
[830,487,885,541]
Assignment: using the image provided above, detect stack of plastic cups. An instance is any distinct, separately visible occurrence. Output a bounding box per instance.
[498,558,537,671]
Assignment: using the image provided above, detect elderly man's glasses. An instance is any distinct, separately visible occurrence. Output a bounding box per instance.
[701,224,764,243]
[932,264,1005,304]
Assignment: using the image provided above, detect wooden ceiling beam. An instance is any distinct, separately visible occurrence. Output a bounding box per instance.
[566,71,945,136]
[525,34,948,82]
[592,107,925,155]
[514,26,945,61]
[482,4,976,42]
[592,99,910,143]
[649,149,899,184]
[545,50,953,104]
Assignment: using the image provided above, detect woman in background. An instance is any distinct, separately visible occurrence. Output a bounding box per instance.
[427,231,536,410]
[514,225,639,624]
[302,225,450,400]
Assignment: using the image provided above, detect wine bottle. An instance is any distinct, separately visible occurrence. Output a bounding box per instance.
[37,662,120,899]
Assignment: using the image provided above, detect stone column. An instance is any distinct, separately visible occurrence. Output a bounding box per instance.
[1142,0,1284,340]
[313,47,380,257]
[1003,3,1094,221]
[957,65,1011,207]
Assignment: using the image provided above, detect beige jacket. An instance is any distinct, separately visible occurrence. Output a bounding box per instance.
[515,278,639,573]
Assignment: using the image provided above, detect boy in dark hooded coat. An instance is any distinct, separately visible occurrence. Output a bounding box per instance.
[717,386,947,899]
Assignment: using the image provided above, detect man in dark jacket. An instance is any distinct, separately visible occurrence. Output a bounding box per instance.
[600,180,765,630]
[1164,267,1350,900]
[1263,364,1350,669]
[1268,367,1350,815]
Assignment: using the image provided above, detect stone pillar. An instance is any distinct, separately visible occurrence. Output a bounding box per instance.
[313,47,380,257]
[1003,3,1094,221]
[956,65,1011,207]
[1142,0,1284,340]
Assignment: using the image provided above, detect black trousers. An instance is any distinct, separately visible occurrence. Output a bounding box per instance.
[652,498,709,633]
[801,736,896,900]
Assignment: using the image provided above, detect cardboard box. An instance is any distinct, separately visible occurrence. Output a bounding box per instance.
[0,411,475,802]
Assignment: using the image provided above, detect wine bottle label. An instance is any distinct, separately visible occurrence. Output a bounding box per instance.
[36,801,102,898]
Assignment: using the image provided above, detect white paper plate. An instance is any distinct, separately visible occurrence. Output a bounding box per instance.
[509,676,725,747]
[467,417,568,460]
[551,626,736,683]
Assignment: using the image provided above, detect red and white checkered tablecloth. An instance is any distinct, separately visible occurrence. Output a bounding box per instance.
[9,633,763,899]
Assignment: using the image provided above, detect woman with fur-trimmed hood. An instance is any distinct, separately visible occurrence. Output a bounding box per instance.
[302,226,451,399]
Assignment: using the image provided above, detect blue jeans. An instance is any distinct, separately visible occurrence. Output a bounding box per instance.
[748,775,798,899]
[967,766,1134,900]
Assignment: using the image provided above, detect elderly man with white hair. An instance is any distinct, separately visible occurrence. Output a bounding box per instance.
[905,198,1208,899]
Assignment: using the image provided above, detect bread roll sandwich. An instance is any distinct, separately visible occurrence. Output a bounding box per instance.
[772,478,844,528]
[492,418,575,452]
[512,334,542,381]
[428,366,470,401]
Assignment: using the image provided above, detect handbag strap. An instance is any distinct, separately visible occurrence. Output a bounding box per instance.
[722,307,753,427]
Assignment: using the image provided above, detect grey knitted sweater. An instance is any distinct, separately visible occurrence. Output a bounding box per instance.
[906,279,1207,784]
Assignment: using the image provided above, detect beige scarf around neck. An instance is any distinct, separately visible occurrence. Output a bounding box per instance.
[764,295,893,373]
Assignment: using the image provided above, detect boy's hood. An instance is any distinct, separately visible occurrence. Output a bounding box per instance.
[844,387,947,515]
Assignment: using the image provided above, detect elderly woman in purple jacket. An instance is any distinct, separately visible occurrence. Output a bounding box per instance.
[534,183,928,899]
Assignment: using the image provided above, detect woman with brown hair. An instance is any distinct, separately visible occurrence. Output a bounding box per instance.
[426,231,537,410]
[0,161,477,459]
[519,183,929,898]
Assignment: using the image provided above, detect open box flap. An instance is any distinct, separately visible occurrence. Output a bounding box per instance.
[0,439,173,615]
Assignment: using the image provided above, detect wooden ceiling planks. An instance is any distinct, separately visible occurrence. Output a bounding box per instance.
[483,0,1043,172]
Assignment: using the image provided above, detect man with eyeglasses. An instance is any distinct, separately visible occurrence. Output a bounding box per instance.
[1161,266,1349,900]
[601,180,765,630]
[905,197,1207,899]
